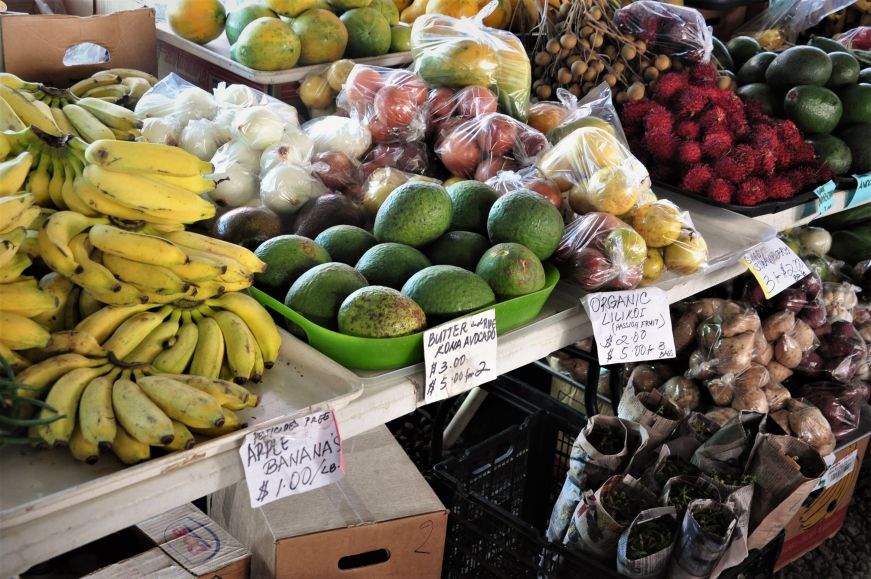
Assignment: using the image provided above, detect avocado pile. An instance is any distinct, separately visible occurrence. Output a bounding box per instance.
[718,35,871,175]
[252,181,565,339]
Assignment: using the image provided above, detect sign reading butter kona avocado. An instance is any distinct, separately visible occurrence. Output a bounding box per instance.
[423,309,497,404]
[239,410,343,508]
[583,288,676,366]
[740,238,811,300]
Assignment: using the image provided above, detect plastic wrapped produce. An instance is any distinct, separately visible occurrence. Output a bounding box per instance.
[484,167,562,209]
[259,164,330,215]
[409,8,531,120]
[660,377,702,411]
[822,281,860,323]
[553,212,645,291]
[302,115,372,161]
[209,140,261,208]
[687,301,763,380]
[735,0,856,50]
[786,399,837,455]
[793,381,870,441]
[545,84,628,146]
[612,1,713,63]
[837,26,871,50]
[311,151,361,194]
[361,141,430,178]
[434,112,548,179]
[799,320,868,383]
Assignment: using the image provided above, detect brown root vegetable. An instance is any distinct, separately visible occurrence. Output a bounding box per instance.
[715,331,755,374]
[660,376,701,410]
[705,406,738,427]
[767,360,793,383]
[757,343,774,366]
[775,334,803,369]
[763,311,796,342]
[673,311,699,353]
[706,377,734,406]
[770,409,792,434]
[628,364,662,392]
[787,399,836,455]
[734,364,770,391]
[731,386,769,413]
[721,303,760,337]
[688,350,715,380]
[688,298,725,319]
[763,383,791,412]
[790,319,816,352]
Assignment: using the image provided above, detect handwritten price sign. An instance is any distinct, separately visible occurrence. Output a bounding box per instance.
[583,288,676,366]
[423,309,497,404]
[814,180,836,215]
[849,172,871,208]
[740,238,810,300]
[239,410,343,508]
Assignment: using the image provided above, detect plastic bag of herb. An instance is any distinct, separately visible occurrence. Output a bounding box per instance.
[669,500,738,579]
[617,506,679,579]
[746,434,826,531]
[659,476,720,519]
[547,478,582,542]
[618,386,685,447]
[563,474,658,561]
[690,410,767,477]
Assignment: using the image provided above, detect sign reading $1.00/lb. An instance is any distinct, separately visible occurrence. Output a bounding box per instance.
[239,410,344,508]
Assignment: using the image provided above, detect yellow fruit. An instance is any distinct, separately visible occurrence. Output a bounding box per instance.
[400,0,428,22]
[632,202,683,248]
[299,75,334,109]
[266,0,317,17]
[392,0,412,12]
[583,166,642,216]
[425,0,476,17]
[169,0,227,45]
[665,230,708,274]
[537,127,626,189]
[232,16,301,71]
[479,0,511,29]
[641,249,664,285]
[326,59,356,92]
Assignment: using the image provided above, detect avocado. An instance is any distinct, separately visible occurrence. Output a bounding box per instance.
[784,85,843,134]
[401,265,495,317]
[837,124,871,172]
[214,206,282,251]
[427,231,491,270]
[446,180,500,233]
[737,83,780,116]
[284,262,368,330]
[475,243,545,297]
[293,193,367,239]
[766,46,833,89]
[253,235,331,295]
[805,134,853,175]
[712,36,734,71]
[314,225,377,266]
[861,69,871,83]
[808,36,850,54]
[355,243,431,289]
[373,182,452,247]
[727,36,763,70]
[337,286,427,338]
[736,52,777,86]
[487,189,563,260]
[827,52,861,89]
[838,84,871,126]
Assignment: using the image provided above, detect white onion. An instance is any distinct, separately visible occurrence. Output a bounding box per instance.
[209,163,259,208]
[260,134,314,175]
[232,106,284,150]
[302,115,371,160]
[260,164,328,215]
[141,117,181,146]
[214,83,260,108]
[134,93,176,119]
[178,119,225,161]
[174,87,218,124]
[265,101,300,131]
[210,140,261,176]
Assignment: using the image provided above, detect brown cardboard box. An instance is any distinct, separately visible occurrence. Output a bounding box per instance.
[0,8,156,86]
[85,503,251,579]
[775,411,871,571]
[209,425,448,578]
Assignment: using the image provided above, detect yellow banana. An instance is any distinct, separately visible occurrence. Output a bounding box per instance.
[18,229,39,261]
[82,281,146,306]
[101,252,191,295]
[136,374,225,429]
[50,106,79,138]
[191,408,246,437]
[111,425,151,464]
[209,310,256,383]
[166,254,226,282]
[32,272,76,331]
[180,247,251,282]
[0,226,25,265]
[69,72,123,97]
[78,367,120,450]
[0,151,32,196]
[189,315,224,378]
[147,172,216,194]
[59,157,98,217]
[251,341,264,383]
[0,311,50,349]
[61,285,82,331]
[47,155,67,210]
[45,364,113,443]
[124,310,181,364]
[0,279,58,317]
[26,149,51,206]
[83,165,215,224]
[71,173,181,226]
[0,85,61,135]
[150,313,199,374]
[0,94,26,132]
[78,288,104,319]
[61,103,114,142]
[0,340,31,371]
[0,72,38,91]
[0,206,39,235]
[37,210,105,277]
[82,84,129,100]
[106,68,158,84]
[207,292,281,368]
[0,192,34,231]
[88,223,189,267]
[161,420,195,451]
[120,77,151,105]
[68,233,124,294]
[76,97,142,131]
[0,252,30,283]
[102,306,171,361]
[164,230,267,274]
[84,139,213,176]
[14,353,105,401]
[69,423,101,464]
[135,287,191,305]
[112,377,175,445]
[159,373,255,410]
[29,330,106,361]
[74,301,155,343]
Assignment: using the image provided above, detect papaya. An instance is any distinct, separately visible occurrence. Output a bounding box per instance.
[479,0,511,29]
[400,0,428,22]
[169,0,226,45]
[493,31,531,121]
[414,38,498,87]
[425,0,477,18]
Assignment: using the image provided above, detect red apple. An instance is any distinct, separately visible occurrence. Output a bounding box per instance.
[525,177,562,209]
[474,157,518,182]
[476,114,517,156]
[439,133,480,177]
[387,70,428,105]
[455,86,497,117]
[375,86,416,128]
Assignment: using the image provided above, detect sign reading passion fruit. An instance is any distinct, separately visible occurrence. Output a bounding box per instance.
[423,309,497,404]
[583,288,676,366]
[239,410,344,508]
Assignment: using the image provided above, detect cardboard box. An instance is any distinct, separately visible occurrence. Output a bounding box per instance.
[775,411,871,570]
[209,425,448,578]
[0,8,156,86]
[85,503,251,579]
[2,0,92,16]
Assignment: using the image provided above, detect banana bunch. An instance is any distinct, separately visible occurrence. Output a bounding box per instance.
[0,71,144,143]
[18,353,257,464]
[37,211,265,306]
[0,174,58,368]
[68,69,158,109]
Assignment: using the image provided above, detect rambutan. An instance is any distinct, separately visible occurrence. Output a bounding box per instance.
[652,72,689,103]
[711,91,744,115]
[743,100,770,125]
[714,155,749,184]
[681,164,713,193]
[676,141,703,165]
[620,100,658,128]
[643,131,678,161]
[756,150,777,176]
[676,88,708,118]
[675,120,700,140]
[649,164,676,183]
[751,125,781,151]
[701,131,733,159]
[644,108,674,135]
[733,144,757,175]
[767,176,796,200]
[708,178,735,203]
[699,105,728,133]
[789,141,817,163]
[777,120,803,146]
[689,63,718,86]
[736,178,766,206]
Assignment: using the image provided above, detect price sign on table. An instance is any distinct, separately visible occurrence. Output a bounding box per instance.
[423,309,497,404]
[814,180,836,215]
[848,172,871,208]
[582,288,676,366]
[239,410,343,508]
[740,237,810,300]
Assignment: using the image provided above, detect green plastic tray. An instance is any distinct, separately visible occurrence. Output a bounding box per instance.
[251,264,560,371]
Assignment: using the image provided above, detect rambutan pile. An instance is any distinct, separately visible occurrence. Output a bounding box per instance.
[619,65,833,206]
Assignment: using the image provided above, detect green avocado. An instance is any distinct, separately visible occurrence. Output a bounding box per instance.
[766,45,833,89]
[355,243,431,289]
[284,262,368,329]
[487,189,563,260]
[427,231,491,271]
[401,265,495,317]
[783,85,843,134]
[475,243,545,297]
[373,181,452,247]
[337,286,427,338]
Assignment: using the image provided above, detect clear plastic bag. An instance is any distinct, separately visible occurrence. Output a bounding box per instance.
[434,112,548,179]
[209,140,261,208]
[799,320,868,383]
[409,5,531,121]
[311,151,361,195]
[735,0,857,51]
[336,65,430,144]
[301,115,372,161]
[822,281,860,323]
[553,212,645,291]
[612,1,713,63]
[793,381,870,441]
[178,118,227,161]
[546,84,629,146]
[785,398,837,455]
[660,377,702,411]
[259,163,330,215]
[837,26,871,50]
[362,141,430,178]
[687,301,763,380]
[484,167,562,209]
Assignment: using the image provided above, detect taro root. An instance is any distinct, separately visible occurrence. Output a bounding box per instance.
[706,377,734,406]
[628,364,662,393]
[790,319,816,352]
[763,311,795,342]
[660,377,701,410]
[767,360,793,383]
[673,311,700,353]
[775,334,803,369]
